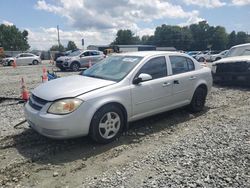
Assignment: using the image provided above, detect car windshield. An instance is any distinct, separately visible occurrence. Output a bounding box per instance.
[82,55,143,81]
[68,50,82,57]
[226,46,250,57]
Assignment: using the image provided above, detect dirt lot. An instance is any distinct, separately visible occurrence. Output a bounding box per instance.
[0,62,249,187]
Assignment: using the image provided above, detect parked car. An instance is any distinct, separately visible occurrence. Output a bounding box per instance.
[56,50,105,71]
[2,53,41,66]
[195,51,219,62]
[212,43,250,85]
[25,51,212,143]
[186,51,202,59]
[210,50,229,62]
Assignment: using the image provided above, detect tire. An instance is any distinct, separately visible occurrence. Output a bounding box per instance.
[8,60,13,66]
[32,60,38,65]
[189,87,207,113]
[198,57,205,62]
[70,62,80,71]
[90,104,125,144]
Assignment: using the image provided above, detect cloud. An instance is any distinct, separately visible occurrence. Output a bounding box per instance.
[183,0,226,8]
[27,27,117,50]
[231,0,250,5]
[32,0,206,50]
[1,20,14,26]
[35,0,203,30]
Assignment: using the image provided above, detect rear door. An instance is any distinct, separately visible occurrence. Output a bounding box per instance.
[90,51,103,64]
[131,56,173,118]
[168,55,198,106]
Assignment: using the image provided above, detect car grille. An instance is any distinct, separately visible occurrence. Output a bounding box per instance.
[216,62,250,73]
[29,94,49,111]
[56,60,63,64]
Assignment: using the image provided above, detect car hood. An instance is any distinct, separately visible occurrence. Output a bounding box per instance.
[3,57,14,61]
[32,75,116,101]
[213,55,250,65]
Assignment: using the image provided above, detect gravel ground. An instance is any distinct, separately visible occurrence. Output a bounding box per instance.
[0,62,249,187]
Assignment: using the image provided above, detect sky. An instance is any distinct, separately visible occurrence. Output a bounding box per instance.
[0,0,250,50]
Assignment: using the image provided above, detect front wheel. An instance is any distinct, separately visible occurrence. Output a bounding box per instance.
[8,60,13,66]
[70,62,80,71]
[198,57,205,62]
[90,105,124,144]
[189,87,207,113]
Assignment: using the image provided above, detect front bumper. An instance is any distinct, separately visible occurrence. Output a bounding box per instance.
[56,61,70,69]
[24,100,92,139]
[213,72,250,86]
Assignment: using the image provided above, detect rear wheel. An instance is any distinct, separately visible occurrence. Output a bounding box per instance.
[70,62,80,71]
[32,60,38,65]
[189,87,207,113]
[90,104,124,144]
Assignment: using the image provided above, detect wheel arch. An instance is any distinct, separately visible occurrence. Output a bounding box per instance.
[89,101,128,132]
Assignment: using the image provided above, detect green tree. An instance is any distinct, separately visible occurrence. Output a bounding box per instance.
[141,35,155,45]
[50,44,64,51]
[210,26,228,50]
[0,24,30,50]
[66,41,77,51]
[112,29,140,45]
[189,21,210,50]
[236,31,249,44]
[227,31,237,48]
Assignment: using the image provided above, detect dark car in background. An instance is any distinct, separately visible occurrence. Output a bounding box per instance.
[212,43,250,86]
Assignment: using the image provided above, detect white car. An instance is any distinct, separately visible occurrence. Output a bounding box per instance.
[24,51,212,143]
[210,50,228,62]
[195,51,218,62]
[56,50,105,71]
[2,53,41,66]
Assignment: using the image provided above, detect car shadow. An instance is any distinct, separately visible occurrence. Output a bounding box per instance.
[12,107,209,165]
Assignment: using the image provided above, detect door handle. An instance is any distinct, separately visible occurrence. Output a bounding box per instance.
[162,82,171,87]
[189,76,197,80]
[173,80,179,84]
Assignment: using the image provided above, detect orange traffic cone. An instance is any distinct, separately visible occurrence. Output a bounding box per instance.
[21,77,29,101]
[42,66,48,82]
[12,58,17,68]
[88,59,92,68]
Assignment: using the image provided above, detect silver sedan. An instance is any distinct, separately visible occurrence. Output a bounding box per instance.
[24,51,212,143]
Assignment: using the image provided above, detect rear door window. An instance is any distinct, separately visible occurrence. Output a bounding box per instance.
[169,56,195,75]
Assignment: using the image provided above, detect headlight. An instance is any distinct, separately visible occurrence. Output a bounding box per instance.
[48,98,83,115]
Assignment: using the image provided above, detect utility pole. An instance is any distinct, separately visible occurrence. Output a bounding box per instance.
[57,25,61,48]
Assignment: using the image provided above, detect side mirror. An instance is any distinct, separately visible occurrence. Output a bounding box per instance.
[133,73,152,84]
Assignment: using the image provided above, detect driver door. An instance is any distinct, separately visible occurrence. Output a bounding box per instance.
[131,56,173,119]
[79,51,91,67]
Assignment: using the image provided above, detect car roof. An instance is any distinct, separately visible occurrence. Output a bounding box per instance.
[115,51,184,58]
[231,43,250,48]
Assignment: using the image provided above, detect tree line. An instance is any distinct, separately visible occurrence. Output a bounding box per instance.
[112,21,250,51]
[1,21,249,51]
